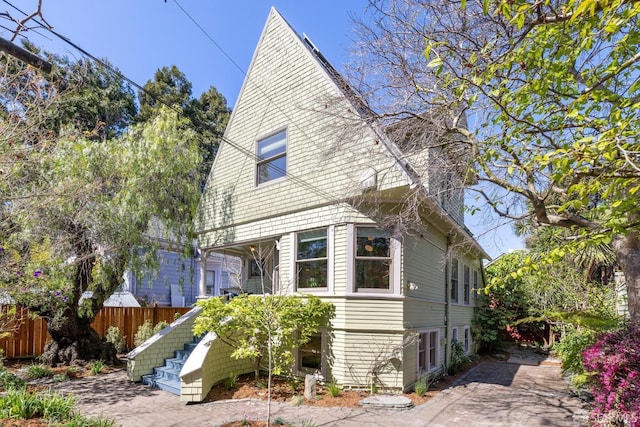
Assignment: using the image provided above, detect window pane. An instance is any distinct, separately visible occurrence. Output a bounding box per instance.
[297,260,327,288]
[429,332,437,368]
[356,228,390,257]
[300,334,322,370]
[356,259,390,289]
[297,230,327,259]
[257,155,286,184]
[206,271,215,295]
[257,131,286,160]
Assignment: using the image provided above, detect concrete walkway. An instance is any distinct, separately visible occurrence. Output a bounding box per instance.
[48,352,589,426]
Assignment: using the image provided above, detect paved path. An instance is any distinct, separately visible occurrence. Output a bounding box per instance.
[49,358,589,426]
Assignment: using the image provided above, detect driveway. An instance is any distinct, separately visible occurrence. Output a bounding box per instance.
[49,360,589,426]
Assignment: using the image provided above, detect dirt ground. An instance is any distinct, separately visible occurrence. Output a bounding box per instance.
[207,352,506,409]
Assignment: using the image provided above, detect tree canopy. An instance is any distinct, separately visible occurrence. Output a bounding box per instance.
[194,294,334,380]
[352,0,640,317]
[0,54,202,364]
[138,65,231,189]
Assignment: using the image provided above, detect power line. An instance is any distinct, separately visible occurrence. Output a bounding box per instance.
[1,0,342,205]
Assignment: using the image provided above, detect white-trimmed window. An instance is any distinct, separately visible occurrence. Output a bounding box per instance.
[355,227,391,291]
[463,264,470,305]
[296,229,328,290]
[418,330,440,373]
[452,327,458,344]
[451,258,459,303]
[256,130,286,184]
[463,325,471,353]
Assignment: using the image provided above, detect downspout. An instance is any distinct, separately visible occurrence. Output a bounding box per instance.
[444,233,452,373]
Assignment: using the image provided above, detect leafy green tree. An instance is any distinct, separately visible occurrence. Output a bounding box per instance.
[0,53,201,365]
[137,65,192,123]
[7,42,137,142]
[474,252,528,351]
[190,86,230,189]
[137,66,230,189]
[193,294,334,380]
[352,0,640,317]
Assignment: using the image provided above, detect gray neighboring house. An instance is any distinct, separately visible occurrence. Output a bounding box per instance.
[120,247,241,307]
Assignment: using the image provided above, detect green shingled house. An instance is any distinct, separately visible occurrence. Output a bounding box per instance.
[193,7,488,392]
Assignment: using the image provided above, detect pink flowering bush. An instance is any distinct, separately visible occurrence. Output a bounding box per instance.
[583,320,640,426]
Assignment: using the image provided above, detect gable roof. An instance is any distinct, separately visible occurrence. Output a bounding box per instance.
[297,15,488,259]
[197,8,488,259]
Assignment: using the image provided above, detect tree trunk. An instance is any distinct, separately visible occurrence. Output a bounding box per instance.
[41,309,119,366]
[612,232,640,319]
[253,356,261,381]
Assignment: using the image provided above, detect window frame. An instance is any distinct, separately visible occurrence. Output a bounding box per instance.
[354,226,393,293]
[463,325,471,353]
[296,330,327,376]
[417,329,440,374]
[295,228,328,291]
[463,264,470,305]
[451,258,459,303]
[255,129,287,186]
[473,270,479,301]
[205,270,216,296]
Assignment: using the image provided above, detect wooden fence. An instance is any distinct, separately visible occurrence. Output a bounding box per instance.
[0,306,192,359]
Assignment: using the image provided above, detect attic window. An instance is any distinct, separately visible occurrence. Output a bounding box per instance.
[256,130,287,185]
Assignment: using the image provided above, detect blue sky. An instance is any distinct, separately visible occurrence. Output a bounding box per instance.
[2,0,523,258]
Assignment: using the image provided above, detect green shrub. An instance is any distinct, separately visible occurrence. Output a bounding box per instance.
[0,389,73,421]
[52,373,68,382]
[63,414,116,427]
[325,381,341,397]
[105,326,127,354]
[90,360,105,375]
[134,320,170,347]
[224,372,238,390]
[414,377,428,397]
[154,320,170,334]
[448,340,471,375]
[38,392,75,422]
[553,325,597,387]
[0,368,27,390]
[26,363,54,379]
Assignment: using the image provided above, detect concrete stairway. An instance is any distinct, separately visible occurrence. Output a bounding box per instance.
[141,340,198,395]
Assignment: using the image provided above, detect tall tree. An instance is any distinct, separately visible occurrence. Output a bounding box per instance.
[137,65,192,123]
[138,66,230,189]
[0,55,201,365]
[351,0,640,317]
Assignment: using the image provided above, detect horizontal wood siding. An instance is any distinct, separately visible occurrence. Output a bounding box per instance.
[330,298,404,331]
[0,306,191,358]
[133,250,199,306]
[449,304,475,330]
[403,299,446,329]
[196,10,408,248]
[330,329,405,390]
[402,233,447,302]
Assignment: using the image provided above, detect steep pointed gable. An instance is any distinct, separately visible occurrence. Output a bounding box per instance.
[195,8,411,244]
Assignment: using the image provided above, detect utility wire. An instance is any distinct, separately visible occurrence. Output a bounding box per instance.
[1,0,342,205]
